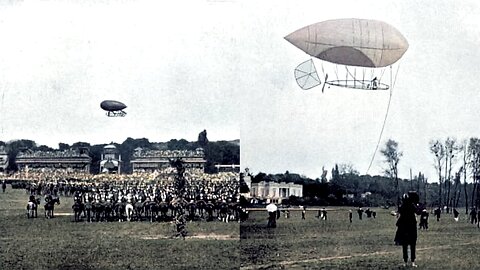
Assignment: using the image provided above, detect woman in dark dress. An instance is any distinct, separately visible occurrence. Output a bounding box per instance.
[394,193,418,268]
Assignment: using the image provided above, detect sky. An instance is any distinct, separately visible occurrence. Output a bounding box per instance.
[0,0,479,181]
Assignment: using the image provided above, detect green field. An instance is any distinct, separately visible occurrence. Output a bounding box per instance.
[240,208,480,269]
[0,187,239,270]
[2,188,479,270]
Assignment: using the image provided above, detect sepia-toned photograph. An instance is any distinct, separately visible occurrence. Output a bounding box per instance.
[1,0,480,269]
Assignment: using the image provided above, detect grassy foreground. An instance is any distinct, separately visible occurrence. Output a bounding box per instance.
[240,208,480,269]
[0,187,239,270]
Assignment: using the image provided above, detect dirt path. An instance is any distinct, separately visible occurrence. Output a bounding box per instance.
[240,241,480,269]
[141,234,239,241]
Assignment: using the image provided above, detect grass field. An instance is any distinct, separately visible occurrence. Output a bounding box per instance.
[240,208,480,269]
[0,187,239,270]
[3,187,479,270]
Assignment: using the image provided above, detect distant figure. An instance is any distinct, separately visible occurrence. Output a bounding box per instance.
[349,210,353,223]
[469,208,477,224]
[372,210,377,219]
[321,208,327,220]
[301,206,306,220]
[266,202,278,228]
[453,208,460,222]
[357,207,364,220]
[1,181,6,193]
[434,207,441,221]
[477,210,480,228]
[371,77,378,90]
[419,209,429,230]
[394,194,418,268]
[284,209,290,219]
[365,208,372,218]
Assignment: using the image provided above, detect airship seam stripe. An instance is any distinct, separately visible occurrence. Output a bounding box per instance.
[304,41,405,51]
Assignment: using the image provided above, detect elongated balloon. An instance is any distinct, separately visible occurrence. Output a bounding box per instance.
[285,18,408,68]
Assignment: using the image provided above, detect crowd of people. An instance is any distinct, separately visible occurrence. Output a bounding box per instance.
[17,149,89,158]
[11,168,242,224]
[133,149,204,158]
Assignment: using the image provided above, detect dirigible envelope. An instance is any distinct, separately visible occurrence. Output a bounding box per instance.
[285,19,409,68]
[294,59,321,90]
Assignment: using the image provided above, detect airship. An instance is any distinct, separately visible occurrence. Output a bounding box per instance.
[285,18,408,91]
[100,100,127,117]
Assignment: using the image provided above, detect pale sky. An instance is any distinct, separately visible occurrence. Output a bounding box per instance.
[0,0,479,181]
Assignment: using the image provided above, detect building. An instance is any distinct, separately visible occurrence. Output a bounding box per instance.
[130,148,206,172]
[214,164,241,173]
[16,148,91,173]
[250,181,303,203]
[99,144,121,174]
[0,146,8,172]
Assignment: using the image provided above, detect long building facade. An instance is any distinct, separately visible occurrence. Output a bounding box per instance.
[245,174,303,203]
[16,148,92,173]
[130,148,206,172]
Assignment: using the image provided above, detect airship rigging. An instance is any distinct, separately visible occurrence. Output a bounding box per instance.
[100,100,127,117]
[285,18,409,174]
[285,18,408,92]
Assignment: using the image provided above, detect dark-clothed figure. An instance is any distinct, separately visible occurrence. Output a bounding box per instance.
[434,207,441,221]
[321,208,327,220]
[301,207,306,220]
[394,194,418,268]
[419,209,429,230]
[357,207,363,220]
[349,210,353,223]
[453,208,460,222]
[2,181,6,193]
[469,208,477,224]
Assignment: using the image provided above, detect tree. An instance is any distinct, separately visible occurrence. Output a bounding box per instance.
[198,129,209,147]
[430,140,445,207]
[468,138,480,209]
[443,137,461,213]
[381,139,402,206]
[58,143,70,151]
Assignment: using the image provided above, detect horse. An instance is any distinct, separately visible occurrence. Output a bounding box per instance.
[134,200,145,221]
[114,201,126,222]
[26,198,40,218]
[84,201,93,222]
[125,202,135,222]
[72,201,84,222]
[93,201,105,222]
[44,197,60,219]
[158,202,170,221]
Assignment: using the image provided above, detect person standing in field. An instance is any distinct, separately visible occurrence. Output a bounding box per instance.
[301,206,306,220]
[469,208,477,224]
[394,194,418,268]
[349,210,353,223]
[357,207,363,220]
[1,180,6,193]
[419,209,429,230]
[434,207,441,221]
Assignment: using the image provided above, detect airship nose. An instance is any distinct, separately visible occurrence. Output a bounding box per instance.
[285,26,310,53]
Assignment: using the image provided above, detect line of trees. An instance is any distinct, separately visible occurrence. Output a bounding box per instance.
[248,137,480,211]
[0,130,239,174]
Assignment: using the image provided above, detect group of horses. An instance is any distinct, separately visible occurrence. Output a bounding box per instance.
[26,195,60,219]
[71,197,246,223]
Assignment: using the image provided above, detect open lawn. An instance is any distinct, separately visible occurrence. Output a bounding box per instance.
[240,208,480,269]
[0,187,239,270]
